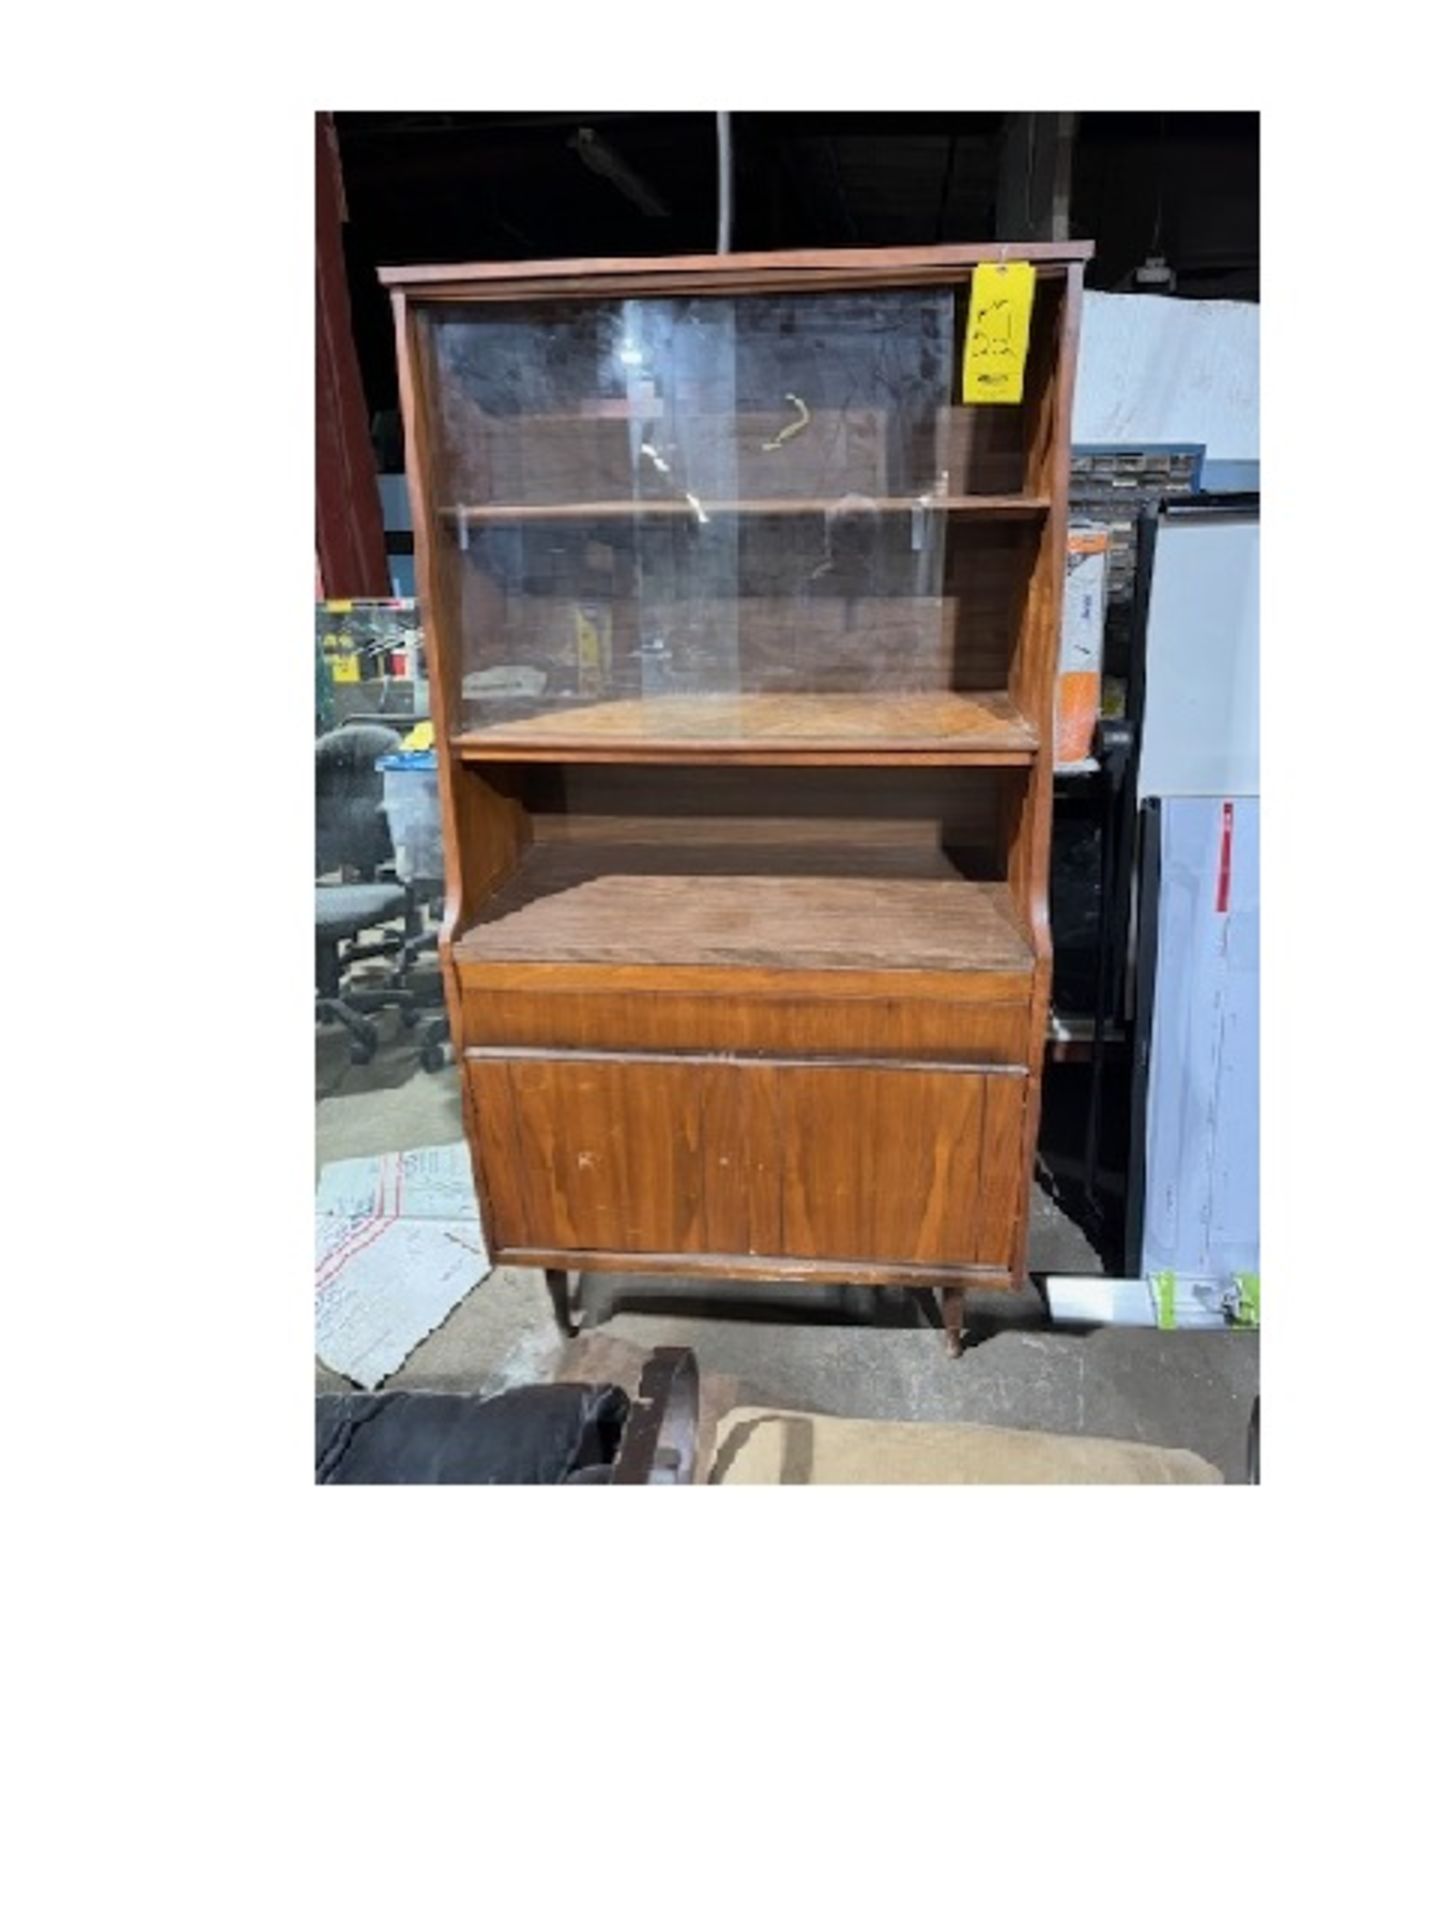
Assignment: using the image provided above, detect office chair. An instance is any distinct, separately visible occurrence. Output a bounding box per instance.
[315,723,420,1065]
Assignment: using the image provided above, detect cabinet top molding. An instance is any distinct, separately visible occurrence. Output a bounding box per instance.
[379,240,1095,295]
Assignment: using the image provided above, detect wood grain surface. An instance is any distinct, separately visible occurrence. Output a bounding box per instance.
[454,841,1035,974]
[460,985,1031,1062]
[467,1049,1028,1269]
[380,240,1094,298]
[453,689,1037,762]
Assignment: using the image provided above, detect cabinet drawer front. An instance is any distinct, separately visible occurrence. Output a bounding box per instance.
[461,984,1031,1064]
[467,1050,1026,1271]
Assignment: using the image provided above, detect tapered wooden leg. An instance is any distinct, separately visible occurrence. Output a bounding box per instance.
[545,1268,576,1340]
[941,1286,967,1358]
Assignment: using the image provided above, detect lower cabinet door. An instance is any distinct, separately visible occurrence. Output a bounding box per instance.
[468,1052,782,1257]
[773,1062,1026,1267]
[466,1051,1027,1270]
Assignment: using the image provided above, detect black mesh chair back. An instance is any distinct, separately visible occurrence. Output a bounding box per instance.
[315,724,402,878]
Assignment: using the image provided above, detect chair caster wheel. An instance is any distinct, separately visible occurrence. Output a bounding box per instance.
[421,1043,446,1072]
[349,1036,377,1066]
[400,1007,420,1028]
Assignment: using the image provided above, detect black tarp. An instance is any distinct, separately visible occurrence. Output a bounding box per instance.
[315,1386,630,1485]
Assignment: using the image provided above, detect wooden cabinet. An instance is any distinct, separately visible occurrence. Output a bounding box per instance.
[468,1052,1026,1273]
[386,242,1090,1345]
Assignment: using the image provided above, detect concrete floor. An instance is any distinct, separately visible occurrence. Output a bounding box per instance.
[316,1019,1259,1482]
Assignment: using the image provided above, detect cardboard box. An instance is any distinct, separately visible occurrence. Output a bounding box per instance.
[1056,526,1109,765]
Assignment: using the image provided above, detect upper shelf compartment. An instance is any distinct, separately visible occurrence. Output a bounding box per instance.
[442,515,1043,757]
[415,283,1062,760]
[419,279,1063,513]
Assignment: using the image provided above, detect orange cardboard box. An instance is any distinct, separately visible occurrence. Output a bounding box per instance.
[1056,526,1109,765]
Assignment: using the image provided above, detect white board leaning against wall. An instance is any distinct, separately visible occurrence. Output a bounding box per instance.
[1074,291,1259,465]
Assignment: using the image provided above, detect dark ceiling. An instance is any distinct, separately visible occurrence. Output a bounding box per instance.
[332,110,1259,423]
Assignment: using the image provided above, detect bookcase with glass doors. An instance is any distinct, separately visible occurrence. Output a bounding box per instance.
[386,241,1091,1352]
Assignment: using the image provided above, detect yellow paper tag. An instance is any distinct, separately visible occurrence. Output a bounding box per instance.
[962,261,1036,405]
[331,652,361,685]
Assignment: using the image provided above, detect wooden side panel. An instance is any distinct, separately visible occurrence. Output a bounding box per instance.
[778,1064,1023,1265]
[1008,261,1087,1279]
[1022,280,1067,495]
[393,288,497,1226]
[451,763,533,910]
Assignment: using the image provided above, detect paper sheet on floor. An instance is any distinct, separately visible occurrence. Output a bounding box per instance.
[315,1144,488,1388]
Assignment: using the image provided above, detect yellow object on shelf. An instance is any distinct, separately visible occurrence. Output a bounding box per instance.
[574,605,613,701]
[401,720,435,751]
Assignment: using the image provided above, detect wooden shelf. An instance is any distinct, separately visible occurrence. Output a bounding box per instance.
[454,690,1038,765]
[455,842,1036,976]
[443,494,1049,526]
